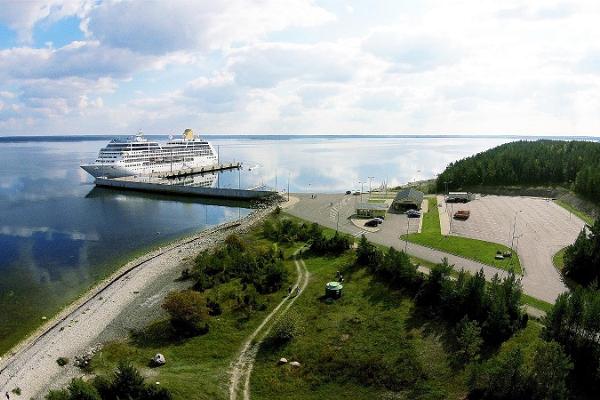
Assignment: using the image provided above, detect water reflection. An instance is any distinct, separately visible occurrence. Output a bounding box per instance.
[0,135,513,354]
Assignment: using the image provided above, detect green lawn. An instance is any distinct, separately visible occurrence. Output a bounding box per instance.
[403,198,522,274]
[552,247,567,271]
[250,251,468,399]
[555,200,595,225]
[367,198,386,203]
[521,294,553,314]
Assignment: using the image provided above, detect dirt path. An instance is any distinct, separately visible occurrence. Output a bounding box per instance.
[229,249,310,400]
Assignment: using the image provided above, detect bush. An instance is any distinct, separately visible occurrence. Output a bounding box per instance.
[56,357,69,367]
[269,310,304,344]
[162,290,210,336]
[468,341,572,400]
[453,317,482,365]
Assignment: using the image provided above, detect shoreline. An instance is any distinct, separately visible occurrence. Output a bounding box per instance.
[0,203,277,399]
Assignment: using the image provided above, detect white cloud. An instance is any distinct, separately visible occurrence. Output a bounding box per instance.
[0,0,92,42]
[86,0,335,54]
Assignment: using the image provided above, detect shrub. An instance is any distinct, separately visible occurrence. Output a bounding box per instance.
[453,318,482,365]
[56,357,69,367]
[269,310,304,344]
[162,290,210,336]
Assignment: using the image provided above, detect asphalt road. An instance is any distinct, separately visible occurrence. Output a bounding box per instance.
[286,193,578,303]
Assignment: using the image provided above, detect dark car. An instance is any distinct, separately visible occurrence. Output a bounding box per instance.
[406,209,421,218]
[345,190,352,195]
[364,219,379,227]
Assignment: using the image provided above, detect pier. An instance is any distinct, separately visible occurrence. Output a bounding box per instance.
[94,175,276,200]
[153,162,241,178]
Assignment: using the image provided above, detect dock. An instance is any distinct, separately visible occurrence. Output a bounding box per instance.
[153,162,241,178]
[95,176,276,200]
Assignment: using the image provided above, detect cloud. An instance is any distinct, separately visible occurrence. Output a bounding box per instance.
[228,43,359,88]
[363,30,460,73]
[0,41,145,80]
[86,0,334,54]
[0,0,92,42]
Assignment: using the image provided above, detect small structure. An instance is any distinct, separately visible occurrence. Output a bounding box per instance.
[356,202,388,218]
[446,192,472,203]
[392,188,424,212]
[325,282,343,299]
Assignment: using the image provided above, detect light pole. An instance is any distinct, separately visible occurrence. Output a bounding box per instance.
[510,210,523,254]
[360,181,364,203]
[287,172,290,202]
[368,176,374,199]
[405,217,410,252]
[444,180,452,195]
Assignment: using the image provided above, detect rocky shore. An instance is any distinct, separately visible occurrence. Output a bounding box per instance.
[0,202,278,399]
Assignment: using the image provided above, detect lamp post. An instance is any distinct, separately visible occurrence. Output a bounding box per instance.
[360,181,364,203]
[287,172,290,202]
[368,176,374,199]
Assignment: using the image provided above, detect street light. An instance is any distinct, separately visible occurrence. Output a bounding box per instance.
[360,181,364,203]
[368,176,374,199]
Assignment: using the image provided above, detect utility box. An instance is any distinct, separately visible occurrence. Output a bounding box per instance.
[325,282,343,299]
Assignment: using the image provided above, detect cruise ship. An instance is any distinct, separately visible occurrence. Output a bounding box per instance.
[80,129,218,178]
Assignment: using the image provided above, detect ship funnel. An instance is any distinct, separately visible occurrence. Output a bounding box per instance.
[183,128,195,140]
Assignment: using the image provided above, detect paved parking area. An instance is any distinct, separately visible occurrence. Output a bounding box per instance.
[287,193,585,303]
[441,195,585,300]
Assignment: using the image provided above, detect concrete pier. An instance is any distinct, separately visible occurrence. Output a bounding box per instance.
[95,176,275,200]
[153,162,241,178]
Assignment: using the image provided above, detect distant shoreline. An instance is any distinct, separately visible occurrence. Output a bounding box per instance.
[1,134,599,142]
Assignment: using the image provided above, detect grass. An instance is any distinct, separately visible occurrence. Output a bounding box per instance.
[250,251,468,399]
[403,198,522,274]
[521,295,553,314]
[555,200,595,225]
[90,226,302,400]
[552,247,567,271]
[367,198,386,203]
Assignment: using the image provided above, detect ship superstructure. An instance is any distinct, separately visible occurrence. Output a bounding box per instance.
[80,129,218,178]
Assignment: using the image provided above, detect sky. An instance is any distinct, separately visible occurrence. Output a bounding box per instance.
[0,0,600,136]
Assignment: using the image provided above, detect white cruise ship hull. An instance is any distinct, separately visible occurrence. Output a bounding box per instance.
[81,159,217,179]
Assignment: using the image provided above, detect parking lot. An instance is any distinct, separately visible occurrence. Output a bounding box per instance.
[439,195,586,299]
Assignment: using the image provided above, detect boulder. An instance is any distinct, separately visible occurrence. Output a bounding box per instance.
[289,361,301,368]
[278,358,288,365]
[152,353,166,366]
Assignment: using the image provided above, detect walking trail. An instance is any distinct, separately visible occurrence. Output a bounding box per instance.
[229,248,310,400]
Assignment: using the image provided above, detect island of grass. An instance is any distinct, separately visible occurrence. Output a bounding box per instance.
[402,197,522,273]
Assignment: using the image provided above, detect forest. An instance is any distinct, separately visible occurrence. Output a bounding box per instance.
[436,140,600,201]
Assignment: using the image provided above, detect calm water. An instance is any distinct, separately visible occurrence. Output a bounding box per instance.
[0,135,513,353]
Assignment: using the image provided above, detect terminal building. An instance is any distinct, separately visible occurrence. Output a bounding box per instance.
[391,188,424,212]
[355,202,389,218]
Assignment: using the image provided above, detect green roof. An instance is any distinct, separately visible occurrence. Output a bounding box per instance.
[393,188,424,205]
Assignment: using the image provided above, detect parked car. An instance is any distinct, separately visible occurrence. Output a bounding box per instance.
[373,217,384,223]
[345,190,352,195]
[453,210,470,220]
[353,191,361,195]
[364,219,379,227]
[406,210,421,218]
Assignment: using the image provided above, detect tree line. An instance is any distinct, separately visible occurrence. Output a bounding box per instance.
[436,140,600,201]
[563,217,600,286]
[356,236,526,345]
[354,235,580,399]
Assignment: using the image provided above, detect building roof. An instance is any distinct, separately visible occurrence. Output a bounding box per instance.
[356,202,389,210]
[393,188,424,205]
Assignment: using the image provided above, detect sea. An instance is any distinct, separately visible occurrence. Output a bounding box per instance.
[0,134,591,354]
